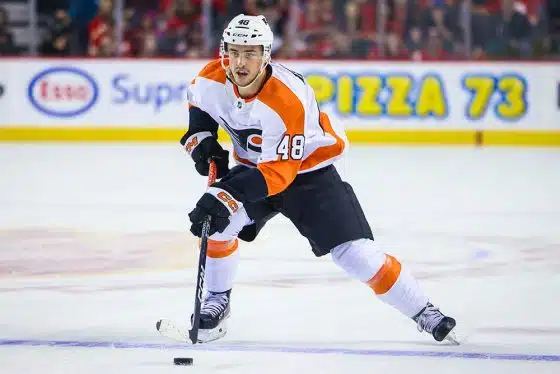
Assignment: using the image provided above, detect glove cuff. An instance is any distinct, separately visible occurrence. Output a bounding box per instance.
[206,185,243,215]
[182,131,213,156]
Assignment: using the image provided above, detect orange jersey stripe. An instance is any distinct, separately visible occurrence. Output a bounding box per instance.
[197,60,226,84]
[206,239,238,259]
[257,76,305,196]
[257,160,300,196]
[301,112,345,171]
[366,254,402,295]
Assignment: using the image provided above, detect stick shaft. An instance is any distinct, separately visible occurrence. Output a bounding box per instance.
[188,160,217,344]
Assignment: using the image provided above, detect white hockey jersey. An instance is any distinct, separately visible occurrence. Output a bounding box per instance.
[187,60,348,197]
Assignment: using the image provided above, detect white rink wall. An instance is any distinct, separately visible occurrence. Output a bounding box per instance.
[0,58,559,145]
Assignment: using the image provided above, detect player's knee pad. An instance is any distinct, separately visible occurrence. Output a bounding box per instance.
[330,238,401,295]
[207,239,239,259]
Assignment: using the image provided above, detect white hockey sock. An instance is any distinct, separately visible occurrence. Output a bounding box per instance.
[202,207,252,293]
[204,239,240,293]
[375,264,429,318]
[331,238,428,318]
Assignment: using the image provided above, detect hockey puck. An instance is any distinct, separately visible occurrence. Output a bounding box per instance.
[174,357,194,366]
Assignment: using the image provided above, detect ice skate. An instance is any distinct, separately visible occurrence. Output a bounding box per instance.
[413,303,458,344]
[191,289,231,343]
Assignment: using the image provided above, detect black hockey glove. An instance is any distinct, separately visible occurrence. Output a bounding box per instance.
[182,132,230,179]
[188,182,243,237]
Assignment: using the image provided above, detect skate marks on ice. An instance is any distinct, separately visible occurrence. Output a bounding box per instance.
[1,226,558,281]
[0,228,198,278]
[372,229,560,280]
[1,338,559,362]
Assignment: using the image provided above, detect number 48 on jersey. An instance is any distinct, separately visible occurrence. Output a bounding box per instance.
[276,134,305,160]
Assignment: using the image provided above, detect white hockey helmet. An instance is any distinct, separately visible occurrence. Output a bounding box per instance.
[220,14,274,68]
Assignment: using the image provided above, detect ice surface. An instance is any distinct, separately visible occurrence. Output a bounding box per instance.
[0,144,559,373]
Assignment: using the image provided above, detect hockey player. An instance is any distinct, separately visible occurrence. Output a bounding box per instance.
[181,14,457,344]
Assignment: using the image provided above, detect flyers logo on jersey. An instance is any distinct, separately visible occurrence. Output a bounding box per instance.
[220,116,262,153]
[247,134,262,152]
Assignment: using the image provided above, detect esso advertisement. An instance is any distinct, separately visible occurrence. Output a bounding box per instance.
[28,67,98,118]
[0,60,206,127]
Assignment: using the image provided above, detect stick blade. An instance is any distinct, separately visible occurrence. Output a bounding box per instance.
[156,319,191,343]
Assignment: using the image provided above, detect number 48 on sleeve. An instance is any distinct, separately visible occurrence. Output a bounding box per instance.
[277,134,305,160]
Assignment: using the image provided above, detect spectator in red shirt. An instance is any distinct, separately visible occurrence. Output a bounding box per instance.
[161,0,201,35]
[299,0,328,36]
[88,0,113,55]
[98,25,117,56]
[297,0,331,57]
[343,0,377,40]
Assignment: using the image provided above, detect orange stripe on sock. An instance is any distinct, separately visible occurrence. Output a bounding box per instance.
[206,239,238,259]
[367,254,402,295]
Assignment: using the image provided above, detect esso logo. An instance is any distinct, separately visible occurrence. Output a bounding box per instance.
[28,67,98,117]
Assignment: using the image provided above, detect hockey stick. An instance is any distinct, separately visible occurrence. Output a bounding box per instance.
[188,159,217,344]
[156,160,217,344]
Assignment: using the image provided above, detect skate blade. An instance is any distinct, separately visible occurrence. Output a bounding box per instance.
[196,320,228,343]
[444,330,460,345]
[445,323,473,345]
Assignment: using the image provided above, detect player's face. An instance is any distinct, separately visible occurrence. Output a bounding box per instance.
[227,45,264,86]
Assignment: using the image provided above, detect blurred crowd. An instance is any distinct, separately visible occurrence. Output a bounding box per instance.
[0,0,559,59]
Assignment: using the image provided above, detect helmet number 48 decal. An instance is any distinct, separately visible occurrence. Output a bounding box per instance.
[277,134,305,160]
[238,19,249,25]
